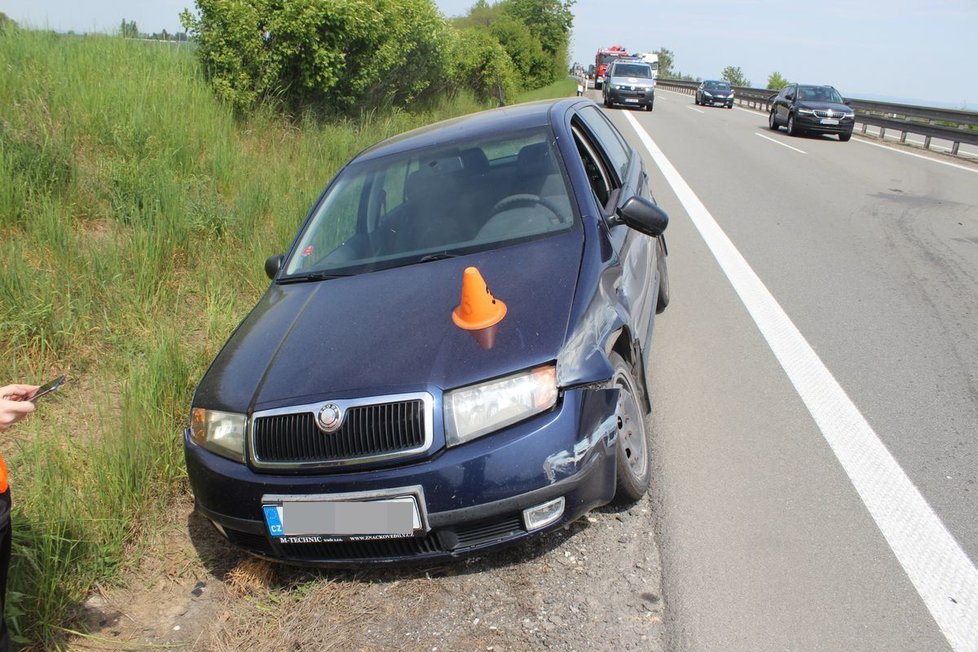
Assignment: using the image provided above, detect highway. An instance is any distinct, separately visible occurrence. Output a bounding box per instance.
[597,88,978,651]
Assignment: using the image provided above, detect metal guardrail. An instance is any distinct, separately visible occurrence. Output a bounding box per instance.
[657,79,978,156]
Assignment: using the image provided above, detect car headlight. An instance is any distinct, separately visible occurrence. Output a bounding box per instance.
[190,408,247,462]
[704,91,712,97]
[444,365,558,447]
[797,108,816,115]
[608,83,618,91]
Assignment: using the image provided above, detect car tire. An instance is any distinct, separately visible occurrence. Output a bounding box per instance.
[655,238,669,314]
[695,96,700,105]
[611,352,651,503]
[787,114,798,136]
[646,101,654,111]
[840,131,852,142]
[768,111,779,130]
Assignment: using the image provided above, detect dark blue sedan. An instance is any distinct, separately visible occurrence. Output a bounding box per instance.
[185,98,670,565]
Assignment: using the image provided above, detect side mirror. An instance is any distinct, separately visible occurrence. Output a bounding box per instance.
[843,99,852,106]
[615,196,669,237]
[264,253,284,279]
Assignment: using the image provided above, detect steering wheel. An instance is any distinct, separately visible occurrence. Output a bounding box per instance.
[488,194,565,224]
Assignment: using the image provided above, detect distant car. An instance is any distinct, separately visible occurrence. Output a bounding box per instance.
[602,59,655,111]
[768,84,855,141]
[185,98,671,566]
[694,80,734,108]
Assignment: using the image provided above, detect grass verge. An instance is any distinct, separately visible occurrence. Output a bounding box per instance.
[0,28,491,648]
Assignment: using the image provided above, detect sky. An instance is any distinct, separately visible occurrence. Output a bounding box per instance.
[4,0,976,108]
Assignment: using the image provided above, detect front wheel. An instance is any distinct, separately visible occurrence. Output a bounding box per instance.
[840,132,852,142]
[787,114,798,136]
[768,111,779,130]
[611,352,651,503]
[646,101,654,112]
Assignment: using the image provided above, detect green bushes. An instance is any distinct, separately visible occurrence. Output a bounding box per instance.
[181,0,456,114]
[180,0,574,114]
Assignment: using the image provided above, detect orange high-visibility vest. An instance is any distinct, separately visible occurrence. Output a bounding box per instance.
[0,452,8,493]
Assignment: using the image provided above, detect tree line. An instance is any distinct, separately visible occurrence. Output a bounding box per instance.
[656,46,789,90]
[179,0,574,116]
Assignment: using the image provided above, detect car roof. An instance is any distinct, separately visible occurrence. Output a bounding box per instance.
[354,99,582,163]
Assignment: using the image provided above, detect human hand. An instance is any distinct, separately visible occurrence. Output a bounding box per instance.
[0,384,40,432]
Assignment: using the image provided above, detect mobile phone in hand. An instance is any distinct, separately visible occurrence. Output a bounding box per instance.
[29,375,66,402]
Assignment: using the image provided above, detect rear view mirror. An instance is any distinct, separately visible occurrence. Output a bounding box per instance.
[265,253,284,279]
[616,196,669,237]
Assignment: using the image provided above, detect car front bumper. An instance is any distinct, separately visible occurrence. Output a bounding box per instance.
[701,95,733,106]
[795,113,855,135]
[606,87,654,108]
[185,387,620,566]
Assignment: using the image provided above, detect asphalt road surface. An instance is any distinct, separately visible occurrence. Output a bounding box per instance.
[595,88,978,651]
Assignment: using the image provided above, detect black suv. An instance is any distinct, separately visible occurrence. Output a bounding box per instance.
[768,84,855,141]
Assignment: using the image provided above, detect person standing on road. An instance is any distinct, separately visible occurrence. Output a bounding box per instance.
[0,383,39,652]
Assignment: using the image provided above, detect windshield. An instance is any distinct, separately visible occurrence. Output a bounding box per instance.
[283,128,578,278]
[797,86,844,103]
[612,64,653,79]
[705,81,731,91]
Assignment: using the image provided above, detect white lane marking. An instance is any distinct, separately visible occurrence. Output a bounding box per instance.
[688,106,705,114]
[754,132,807,154]
[853,137,978,174]
[623,110,978,652]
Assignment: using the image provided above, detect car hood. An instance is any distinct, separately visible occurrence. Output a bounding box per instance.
[194,230,585,413]
[797,101,851,113]
[703,87,732,95]
[610,75,654,88]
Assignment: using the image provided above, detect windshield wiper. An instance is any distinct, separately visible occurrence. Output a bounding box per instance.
[278,271,349,283]
[417,253,458,263]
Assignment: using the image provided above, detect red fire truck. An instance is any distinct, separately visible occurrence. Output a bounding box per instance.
[594,45,629,90]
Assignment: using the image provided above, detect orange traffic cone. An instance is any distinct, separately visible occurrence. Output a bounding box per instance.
[452,267,507,331]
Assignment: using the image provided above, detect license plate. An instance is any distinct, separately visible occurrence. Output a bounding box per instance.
[263,496,421,541]
[625,98,639,103]
[821,118,840,125]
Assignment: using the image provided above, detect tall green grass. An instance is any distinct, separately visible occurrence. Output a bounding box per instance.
[0,29,490,648]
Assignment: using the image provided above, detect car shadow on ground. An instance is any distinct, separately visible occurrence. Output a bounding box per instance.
[756,125,847,141]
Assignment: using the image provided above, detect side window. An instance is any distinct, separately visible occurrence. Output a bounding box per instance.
[785,86,795,101]
[572,123,612,209]
[577,106,630,184]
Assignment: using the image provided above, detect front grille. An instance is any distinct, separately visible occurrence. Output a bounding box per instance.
[280,535,444,561]
[252,397,428,467]
[814,110,851,119]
